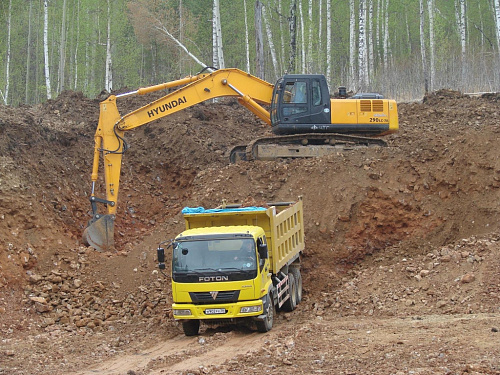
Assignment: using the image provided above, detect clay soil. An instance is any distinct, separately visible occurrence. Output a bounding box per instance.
[0,89,499,375]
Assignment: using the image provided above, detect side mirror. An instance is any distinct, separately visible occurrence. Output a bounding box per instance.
[157,247,165,270]
[258,243,269,260]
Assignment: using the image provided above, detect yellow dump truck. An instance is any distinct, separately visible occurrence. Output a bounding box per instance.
[157,198,305,335]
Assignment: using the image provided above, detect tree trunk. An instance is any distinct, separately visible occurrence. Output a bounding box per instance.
[494,0,500,54]
[278,0,286,72]
[58,0,67,93]
[3,0,12,105]
[212,0,225,69]
[288,0,297,73]
[383,0,390,70]
[299,0,306,73]
[455,0,466,85]
[105,0,113,92]
[74,0,80,89]
[349,0,356,90]
[243,0,251,73]
[326,0,332,85]
[419,0,428,93]
[368,0,374,80]
[43,0,52,100]
[358,0,368,89]
[428,0,435,91]
[255,1,265,78]
[307,0,313,73]
[263,4,279,79]
[25,0,33,103]
[318,0,323,73]
[155,25,209,69]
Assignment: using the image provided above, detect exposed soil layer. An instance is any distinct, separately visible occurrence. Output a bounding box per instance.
[0,89,499,374]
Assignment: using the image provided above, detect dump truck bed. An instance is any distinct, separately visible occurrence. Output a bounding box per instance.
[182,200,305,273]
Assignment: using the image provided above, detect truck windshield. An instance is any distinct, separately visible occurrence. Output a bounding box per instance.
[172,238,257,273]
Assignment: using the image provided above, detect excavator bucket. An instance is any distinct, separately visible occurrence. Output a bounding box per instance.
[82,214,115,252]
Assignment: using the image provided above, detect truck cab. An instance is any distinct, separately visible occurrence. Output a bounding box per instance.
[161,201,305,336]
[171,226,273,335]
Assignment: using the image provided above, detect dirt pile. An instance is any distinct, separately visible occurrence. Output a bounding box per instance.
[0,89,499,374]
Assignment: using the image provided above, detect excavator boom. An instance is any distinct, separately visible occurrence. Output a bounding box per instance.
[83,68,274,251]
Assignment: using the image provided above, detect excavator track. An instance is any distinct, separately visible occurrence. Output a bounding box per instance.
[229,133,387,162]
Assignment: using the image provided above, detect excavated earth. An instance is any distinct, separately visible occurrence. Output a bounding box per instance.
[0,89,499,375]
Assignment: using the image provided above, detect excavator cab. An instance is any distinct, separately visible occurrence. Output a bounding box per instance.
[270,75,331,135]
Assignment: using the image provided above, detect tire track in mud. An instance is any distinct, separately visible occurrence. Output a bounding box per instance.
[71,329,271,375]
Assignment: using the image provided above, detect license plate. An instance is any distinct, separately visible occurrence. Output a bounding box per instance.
[204,308,226,315]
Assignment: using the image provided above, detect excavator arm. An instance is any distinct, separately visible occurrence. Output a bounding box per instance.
[82,68,275,251]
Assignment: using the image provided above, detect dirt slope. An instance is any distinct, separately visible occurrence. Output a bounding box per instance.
[0,89,499,374]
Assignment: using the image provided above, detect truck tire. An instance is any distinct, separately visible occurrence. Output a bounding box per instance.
[282,273,297,312]
[182,320,200,336]
[290,267,302,304]
[256,293,274,333]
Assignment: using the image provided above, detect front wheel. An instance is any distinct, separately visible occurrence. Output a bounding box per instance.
[256,294,274,333]
[182,320,200,336]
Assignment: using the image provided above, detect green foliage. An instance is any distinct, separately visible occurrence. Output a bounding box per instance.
[0,0,499,104]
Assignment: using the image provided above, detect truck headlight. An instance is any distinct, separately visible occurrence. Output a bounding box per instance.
[240,305,262,314]
[173,309,192,316]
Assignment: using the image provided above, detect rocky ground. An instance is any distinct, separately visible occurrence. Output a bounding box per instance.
[0,88,499,374]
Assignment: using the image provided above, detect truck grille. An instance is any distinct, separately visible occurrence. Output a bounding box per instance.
[189,290,240,303]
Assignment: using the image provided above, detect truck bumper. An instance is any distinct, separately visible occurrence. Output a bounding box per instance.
[172,300,263,321]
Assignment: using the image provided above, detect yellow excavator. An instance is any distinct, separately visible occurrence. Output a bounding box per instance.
[82,67,398,251]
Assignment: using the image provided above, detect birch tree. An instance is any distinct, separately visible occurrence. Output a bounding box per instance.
[493,0,500,54]
[383,0,390,70]
[349,0,356,90]
[358,0,369,89]
[243,0,251,72]
[262,3,279,78]
[105,0,112,92]
[278,0,286,71]
[73,0,80,89]
[25,0,33,103]
[455,0,467,84]
[326,0,332,85]
[213,0,225,69]
[43,0,52,99]
[288,0,297,73]
[419,0,428,93]
[299,0,306,72]
[58,0,67,93]
[428,0,435,91]
[318,0,324,73]
[368,0,374,80]
[255,1,264,78]
[3,0,12,104]
[307,0,313,74]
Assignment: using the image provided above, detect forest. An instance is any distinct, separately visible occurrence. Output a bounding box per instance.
[1,0,500,105]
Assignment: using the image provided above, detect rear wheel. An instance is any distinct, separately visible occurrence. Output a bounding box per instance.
[282,273,297,312]
[290,267,302,304]
[182,320,200,336]
[256,293,274,333]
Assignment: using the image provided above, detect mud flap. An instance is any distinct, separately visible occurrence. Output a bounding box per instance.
[82,214,115,252]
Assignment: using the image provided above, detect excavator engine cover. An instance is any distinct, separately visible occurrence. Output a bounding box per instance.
[82,214,115,252]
